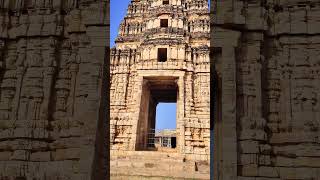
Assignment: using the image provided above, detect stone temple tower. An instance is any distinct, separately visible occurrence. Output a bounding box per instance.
[110,0,210,178]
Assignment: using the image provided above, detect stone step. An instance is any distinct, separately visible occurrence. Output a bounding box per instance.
[110,175,189,180]
[111,165,209,180]
[111,151,210,179]
[111,151,185,160]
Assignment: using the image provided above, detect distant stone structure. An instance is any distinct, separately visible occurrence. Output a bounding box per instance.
[2,0,318,179]
[110,0,210,179]
[212,0,320,179]
[154,129,176,148]
[0,0,109,179]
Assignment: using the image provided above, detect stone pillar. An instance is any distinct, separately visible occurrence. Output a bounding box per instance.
[68,63,79,117]
[239,34,267,141]
[11,67,25,121]
[129,75,144,150]
[279,66,292,132]
[213,28,241,179]
[177,73,185,153]
[40,66,56,120]
[221,45,237,179]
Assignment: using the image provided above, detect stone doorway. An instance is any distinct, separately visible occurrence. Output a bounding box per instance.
[135,76,179,152]
[154,102,177,150]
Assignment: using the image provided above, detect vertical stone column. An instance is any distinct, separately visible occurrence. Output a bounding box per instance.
[40,66,56,120]
[129,75,143,150]
[221,45,237,179]
[12,40,27,121]
[239,34,266,141]
[41,42,57,120]
[11,67,25,121]
[279,64,292,132]
[212,28,241,179]
[68,63,79,117]
[177,73,185,153]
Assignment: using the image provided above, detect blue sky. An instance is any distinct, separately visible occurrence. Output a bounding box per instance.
[156,103,177,129]
[110,0,209,130]
[110,0,131,47]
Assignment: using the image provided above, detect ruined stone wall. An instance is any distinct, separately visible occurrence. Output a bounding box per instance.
[213,0,320,179]
[0,0,108,179]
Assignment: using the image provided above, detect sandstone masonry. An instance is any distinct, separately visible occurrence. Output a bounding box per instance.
[213,0,320,179]
[0,0,109,179]
[1,0,318,179]
[110,0,210,179]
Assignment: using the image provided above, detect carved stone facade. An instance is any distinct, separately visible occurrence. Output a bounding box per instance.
[0,0,108,179]
[213,0,320,179]
[110,0,210,179]
[2,0,319,179]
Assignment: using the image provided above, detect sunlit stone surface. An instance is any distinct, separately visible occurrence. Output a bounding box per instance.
[110,0,210,179]
[0,0,109,179]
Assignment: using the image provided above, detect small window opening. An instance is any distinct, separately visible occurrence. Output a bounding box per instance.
[163,0,169,5]
[160,19,168,27]
[158,48,167,62]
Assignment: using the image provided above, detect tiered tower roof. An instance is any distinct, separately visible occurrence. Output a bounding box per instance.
[113,0,209,50]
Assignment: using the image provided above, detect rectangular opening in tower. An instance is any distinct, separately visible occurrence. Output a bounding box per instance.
[160,19,168,27]
[158,48,167,62]
[163,0,169,5]
[136,77,178,152]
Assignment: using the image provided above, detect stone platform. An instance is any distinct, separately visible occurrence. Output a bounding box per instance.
[110,151,210,179]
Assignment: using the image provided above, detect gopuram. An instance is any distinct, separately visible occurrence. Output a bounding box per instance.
[110,0,210,179]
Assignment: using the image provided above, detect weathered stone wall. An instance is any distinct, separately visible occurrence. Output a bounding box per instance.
[213,0,320,179]
[0,0,108,179]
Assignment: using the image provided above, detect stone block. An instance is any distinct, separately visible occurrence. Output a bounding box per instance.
[258,166,279,178]
[11,150,29,161]
[53,148,81,161]
[30,151,51,161]
[0,151,11,160]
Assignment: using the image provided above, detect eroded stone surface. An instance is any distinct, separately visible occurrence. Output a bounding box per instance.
[213,0,320,179]
[0,0,109,179]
